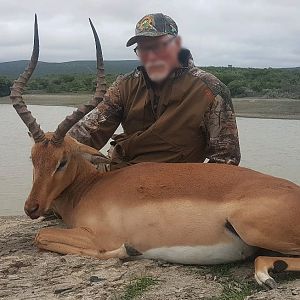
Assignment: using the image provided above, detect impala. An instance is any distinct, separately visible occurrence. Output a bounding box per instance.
[10,16,300,289]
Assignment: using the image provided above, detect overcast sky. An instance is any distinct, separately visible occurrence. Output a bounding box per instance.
[0,0,299,67]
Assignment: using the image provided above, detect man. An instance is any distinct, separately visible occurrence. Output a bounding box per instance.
[69,13,241,170]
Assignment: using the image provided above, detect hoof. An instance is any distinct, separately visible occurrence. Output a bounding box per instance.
[264,278,278,289]
[255,272,277,289]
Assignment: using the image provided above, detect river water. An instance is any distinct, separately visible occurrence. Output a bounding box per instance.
[0,104,299,216]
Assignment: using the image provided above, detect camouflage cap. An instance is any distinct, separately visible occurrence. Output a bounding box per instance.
[126,13,178,47]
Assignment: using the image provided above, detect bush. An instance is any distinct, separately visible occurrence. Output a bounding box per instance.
[26,73,117,94]
[203,67,300,98]
[0,76,12,97]
[3,67,299,99]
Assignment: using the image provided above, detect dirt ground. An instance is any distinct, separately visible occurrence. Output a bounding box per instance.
[0,216,300,300]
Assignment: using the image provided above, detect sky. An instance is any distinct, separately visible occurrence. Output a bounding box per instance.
[0,0,299,67]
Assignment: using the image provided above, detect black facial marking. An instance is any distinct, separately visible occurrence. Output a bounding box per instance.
[42,139,50,146]
[57,159,68,171]
[273,260,288,273]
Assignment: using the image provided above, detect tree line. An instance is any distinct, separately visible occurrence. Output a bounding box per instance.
[1,67,299,98]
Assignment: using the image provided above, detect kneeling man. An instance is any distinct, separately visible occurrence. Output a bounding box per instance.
[69,13,241,170]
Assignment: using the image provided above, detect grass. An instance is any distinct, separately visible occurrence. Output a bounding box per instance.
[121,276,159,300]
[194,262,241,278]
[206,263,239,277]
[199,262,300,300]
[210,281,259,300]
[211,272,300,300]
[195,263,262,300]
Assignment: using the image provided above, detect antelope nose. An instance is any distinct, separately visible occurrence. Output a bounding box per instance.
[25,204,39,218]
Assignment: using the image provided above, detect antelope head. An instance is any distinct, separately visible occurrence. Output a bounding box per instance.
[10,15,108,219]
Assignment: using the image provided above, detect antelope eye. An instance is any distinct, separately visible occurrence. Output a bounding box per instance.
[56,159,68,171]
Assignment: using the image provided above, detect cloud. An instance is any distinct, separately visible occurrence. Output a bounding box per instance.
[0,0,299,67]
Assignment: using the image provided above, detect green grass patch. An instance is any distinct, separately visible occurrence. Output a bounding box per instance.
[207,263,239,277]
[194,262,241,278]
[122,276,159,300]
[210,280,259,300]
[196,263,262,300]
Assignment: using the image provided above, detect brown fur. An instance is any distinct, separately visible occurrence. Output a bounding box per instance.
[25,132,300,288]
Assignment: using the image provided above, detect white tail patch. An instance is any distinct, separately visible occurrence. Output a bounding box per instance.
[142,236,255,265]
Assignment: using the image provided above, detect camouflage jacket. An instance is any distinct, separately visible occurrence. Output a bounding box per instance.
[69,49,241,167]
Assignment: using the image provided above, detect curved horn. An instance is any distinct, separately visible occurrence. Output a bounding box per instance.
[10,14,46,143]
[51,18,106,145]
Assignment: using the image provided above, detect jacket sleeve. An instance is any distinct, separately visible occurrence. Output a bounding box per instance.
[68,76,124,150]
[204,89,241,165]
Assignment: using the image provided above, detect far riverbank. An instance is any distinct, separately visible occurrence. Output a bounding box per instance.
[1,94,300,120]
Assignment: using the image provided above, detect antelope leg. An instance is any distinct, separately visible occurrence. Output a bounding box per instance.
[34,227,128,259]
[254,256,300,289]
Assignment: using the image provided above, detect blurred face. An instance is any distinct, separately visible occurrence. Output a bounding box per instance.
[135,35,182,82]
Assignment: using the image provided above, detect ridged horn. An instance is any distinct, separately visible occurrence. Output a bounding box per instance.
[51,18,106,145]
[10,14,46,143]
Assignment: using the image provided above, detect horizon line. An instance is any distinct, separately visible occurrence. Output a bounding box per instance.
[0,59,299,69]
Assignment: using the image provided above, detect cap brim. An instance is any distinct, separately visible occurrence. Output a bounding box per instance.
[126,32,168,47]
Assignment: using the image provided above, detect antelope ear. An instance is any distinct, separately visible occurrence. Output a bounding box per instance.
[70,136,110,164]
[81,153,111,165]
[77,142,102,156]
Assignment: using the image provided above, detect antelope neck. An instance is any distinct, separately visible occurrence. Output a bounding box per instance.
[53,155,102,219]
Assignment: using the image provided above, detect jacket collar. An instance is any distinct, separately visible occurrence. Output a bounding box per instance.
[178,48,195,68]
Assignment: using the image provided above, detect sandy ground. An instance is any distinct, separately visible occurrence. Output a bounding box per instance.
[233,97,300,120]
[1,94,300,120]
[1,216,300,300]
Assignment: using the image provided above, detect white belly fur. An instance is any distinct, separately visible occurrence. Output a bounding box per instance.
[142,235,255,265]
